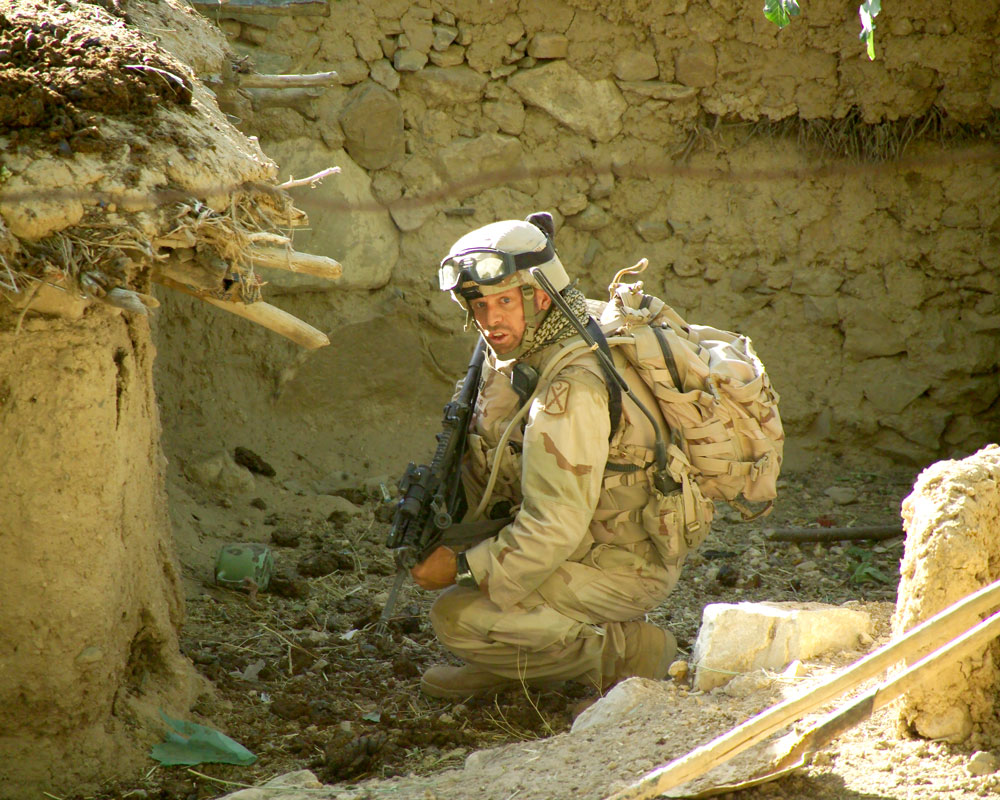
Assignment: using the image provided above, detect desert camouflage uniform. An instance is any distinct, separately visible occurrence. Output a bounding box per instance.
[429,332,703,687]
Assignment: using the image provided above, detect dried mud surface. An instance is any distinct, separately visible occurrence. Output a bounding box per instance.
[0,0,192,147]
[67,458,1000,800]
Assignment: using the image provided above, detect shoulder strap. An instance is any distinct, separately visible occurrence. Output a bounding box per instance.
[585,318,622,440]
[652,324,683,389]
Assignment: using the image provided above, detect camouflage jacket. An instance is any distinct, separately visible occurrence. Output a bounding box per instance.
[460,331,670,611]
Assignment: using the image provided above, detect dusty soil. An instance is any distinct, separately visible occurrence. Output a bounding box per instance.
[5,2,998,799]
[0,0,192,146]
[61,454,1000,800]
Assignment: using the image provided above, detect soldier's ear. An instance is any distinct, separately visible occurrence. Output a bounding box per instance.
[535,290,552,312]
[525,211,555,239]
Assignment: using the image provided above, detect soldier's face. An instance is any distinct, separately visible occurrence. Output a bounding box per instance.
[469,286,551,355]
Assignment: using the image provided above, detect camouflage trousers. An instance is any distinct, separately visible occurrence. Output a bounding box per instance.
[429,539,680,686]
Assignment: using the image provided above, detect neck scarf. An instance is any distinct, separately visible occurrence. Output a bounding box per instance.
[518,286,590,360]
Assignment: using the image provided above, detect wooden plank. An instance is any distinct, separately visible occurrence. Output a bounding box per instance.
[603,576,1000,800]
[191,0,329,17]
[154,276,330,350]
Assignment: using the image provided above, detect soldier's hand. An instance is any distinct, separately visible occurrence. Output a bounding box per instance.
[410,546,457,590]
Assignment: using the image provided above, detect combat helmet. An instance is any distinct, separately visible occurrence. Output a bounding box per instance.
[438,212,570,359]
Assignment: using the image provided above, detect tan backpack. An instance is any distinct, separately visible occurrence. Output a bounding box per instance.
[597,263,784,520]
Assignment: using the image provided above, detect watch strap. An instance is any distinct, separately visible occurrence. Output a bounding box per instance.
[455,550,478,589]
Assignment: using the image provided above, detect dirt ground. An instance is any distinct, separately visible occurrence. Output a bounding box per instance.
[5,2,999,798]
[60,453,1000,800]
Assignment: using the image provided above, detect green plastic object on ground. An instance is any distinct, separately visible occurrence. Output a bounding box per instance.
[214,542,273,590]
[151,709,257,766]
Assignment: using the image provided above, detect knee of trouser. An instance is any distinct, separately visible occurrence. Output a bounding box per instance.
[428,586,480,643]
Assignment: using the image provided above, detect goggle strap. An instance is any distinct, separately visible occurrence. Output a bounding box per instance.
[509,241,554,270]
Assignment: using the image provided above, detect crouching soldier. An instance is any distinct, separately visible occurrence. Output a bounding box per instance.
[410,213,702,699]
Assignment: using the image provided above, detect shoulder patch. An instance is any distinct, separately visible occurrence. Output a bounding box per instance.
[542,378,571,415]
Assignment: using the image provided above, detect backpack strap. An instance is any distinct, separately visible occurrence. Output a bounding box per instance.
[585,317,622,440]
[652,323,683,389]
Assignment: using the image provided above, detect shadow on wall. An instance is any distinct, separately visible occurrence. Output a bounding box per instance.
[152,285,477,481]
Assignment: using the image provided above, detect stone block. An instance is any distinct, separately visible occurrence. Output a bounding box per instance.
[856,359,931,415]
[570,677,663,733]
[508,61,626,143]
[339,82,404,169]
[402,65,487,106]
[567,204,610,231]
[432,24,458,51]
[437,132,523,187]
[370,59,399,91]
[526,32,568,60]
[675,42,717,87]
[393,48,428,72]
[185,451,255,495]
[692,602,872,691]
[429,44,466,67]
[614,49,659,81]
[838,303,907,358]
[635,218,673,242]
[401,6,433,53]
[331,56,369,86]
[616,80,697,102]
[558,192,588,216]
[484,99,525,135]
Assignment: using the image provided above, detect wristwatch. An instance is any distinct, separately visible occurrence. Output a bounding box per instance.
[455,551,478,589]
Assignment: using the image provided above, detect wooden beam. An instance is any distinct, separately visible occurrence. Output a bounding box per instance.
[248,245,342,281]
[765,525,903,543]
[152,255,228,292]
[190,0,329,16]
[603,577,1000,800]
[154,276,329,349]
[769,607,1000,774]
[238,71,338,89]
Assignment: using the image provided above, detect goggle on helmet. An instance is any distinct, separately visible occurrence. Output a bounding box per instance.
[438,240,557,294]
[438,214,571,304]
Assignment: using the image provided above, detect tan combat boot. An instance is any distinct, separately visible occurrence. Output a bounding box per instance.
[421,663,566,699]
[420,664,522,699]
[603,620,676,688]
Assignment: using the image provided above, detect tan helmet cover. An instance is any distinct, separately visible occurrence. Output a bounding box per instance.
[445,218,570,300]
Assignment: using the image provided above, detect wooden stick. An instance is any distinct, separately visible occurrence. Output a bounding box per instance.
[603,577,1000,800]
[237,70,338,89]
[249,245,342,281]
[276,167,340,191]
[154,277,329,350]
[765,525,902,543]
[246,232,292,246]
[771,608,1000,773]
[152,257,227,292]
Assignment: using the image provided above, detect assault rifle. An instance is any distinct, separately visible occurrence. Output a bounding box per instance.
[377,338,487,631]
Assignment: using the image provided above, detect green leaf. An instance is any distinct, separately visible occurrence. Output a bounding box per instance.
[763,0,801,28]
[846,545,871,562]
[859,0,881,60]
[851,562,892,585]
